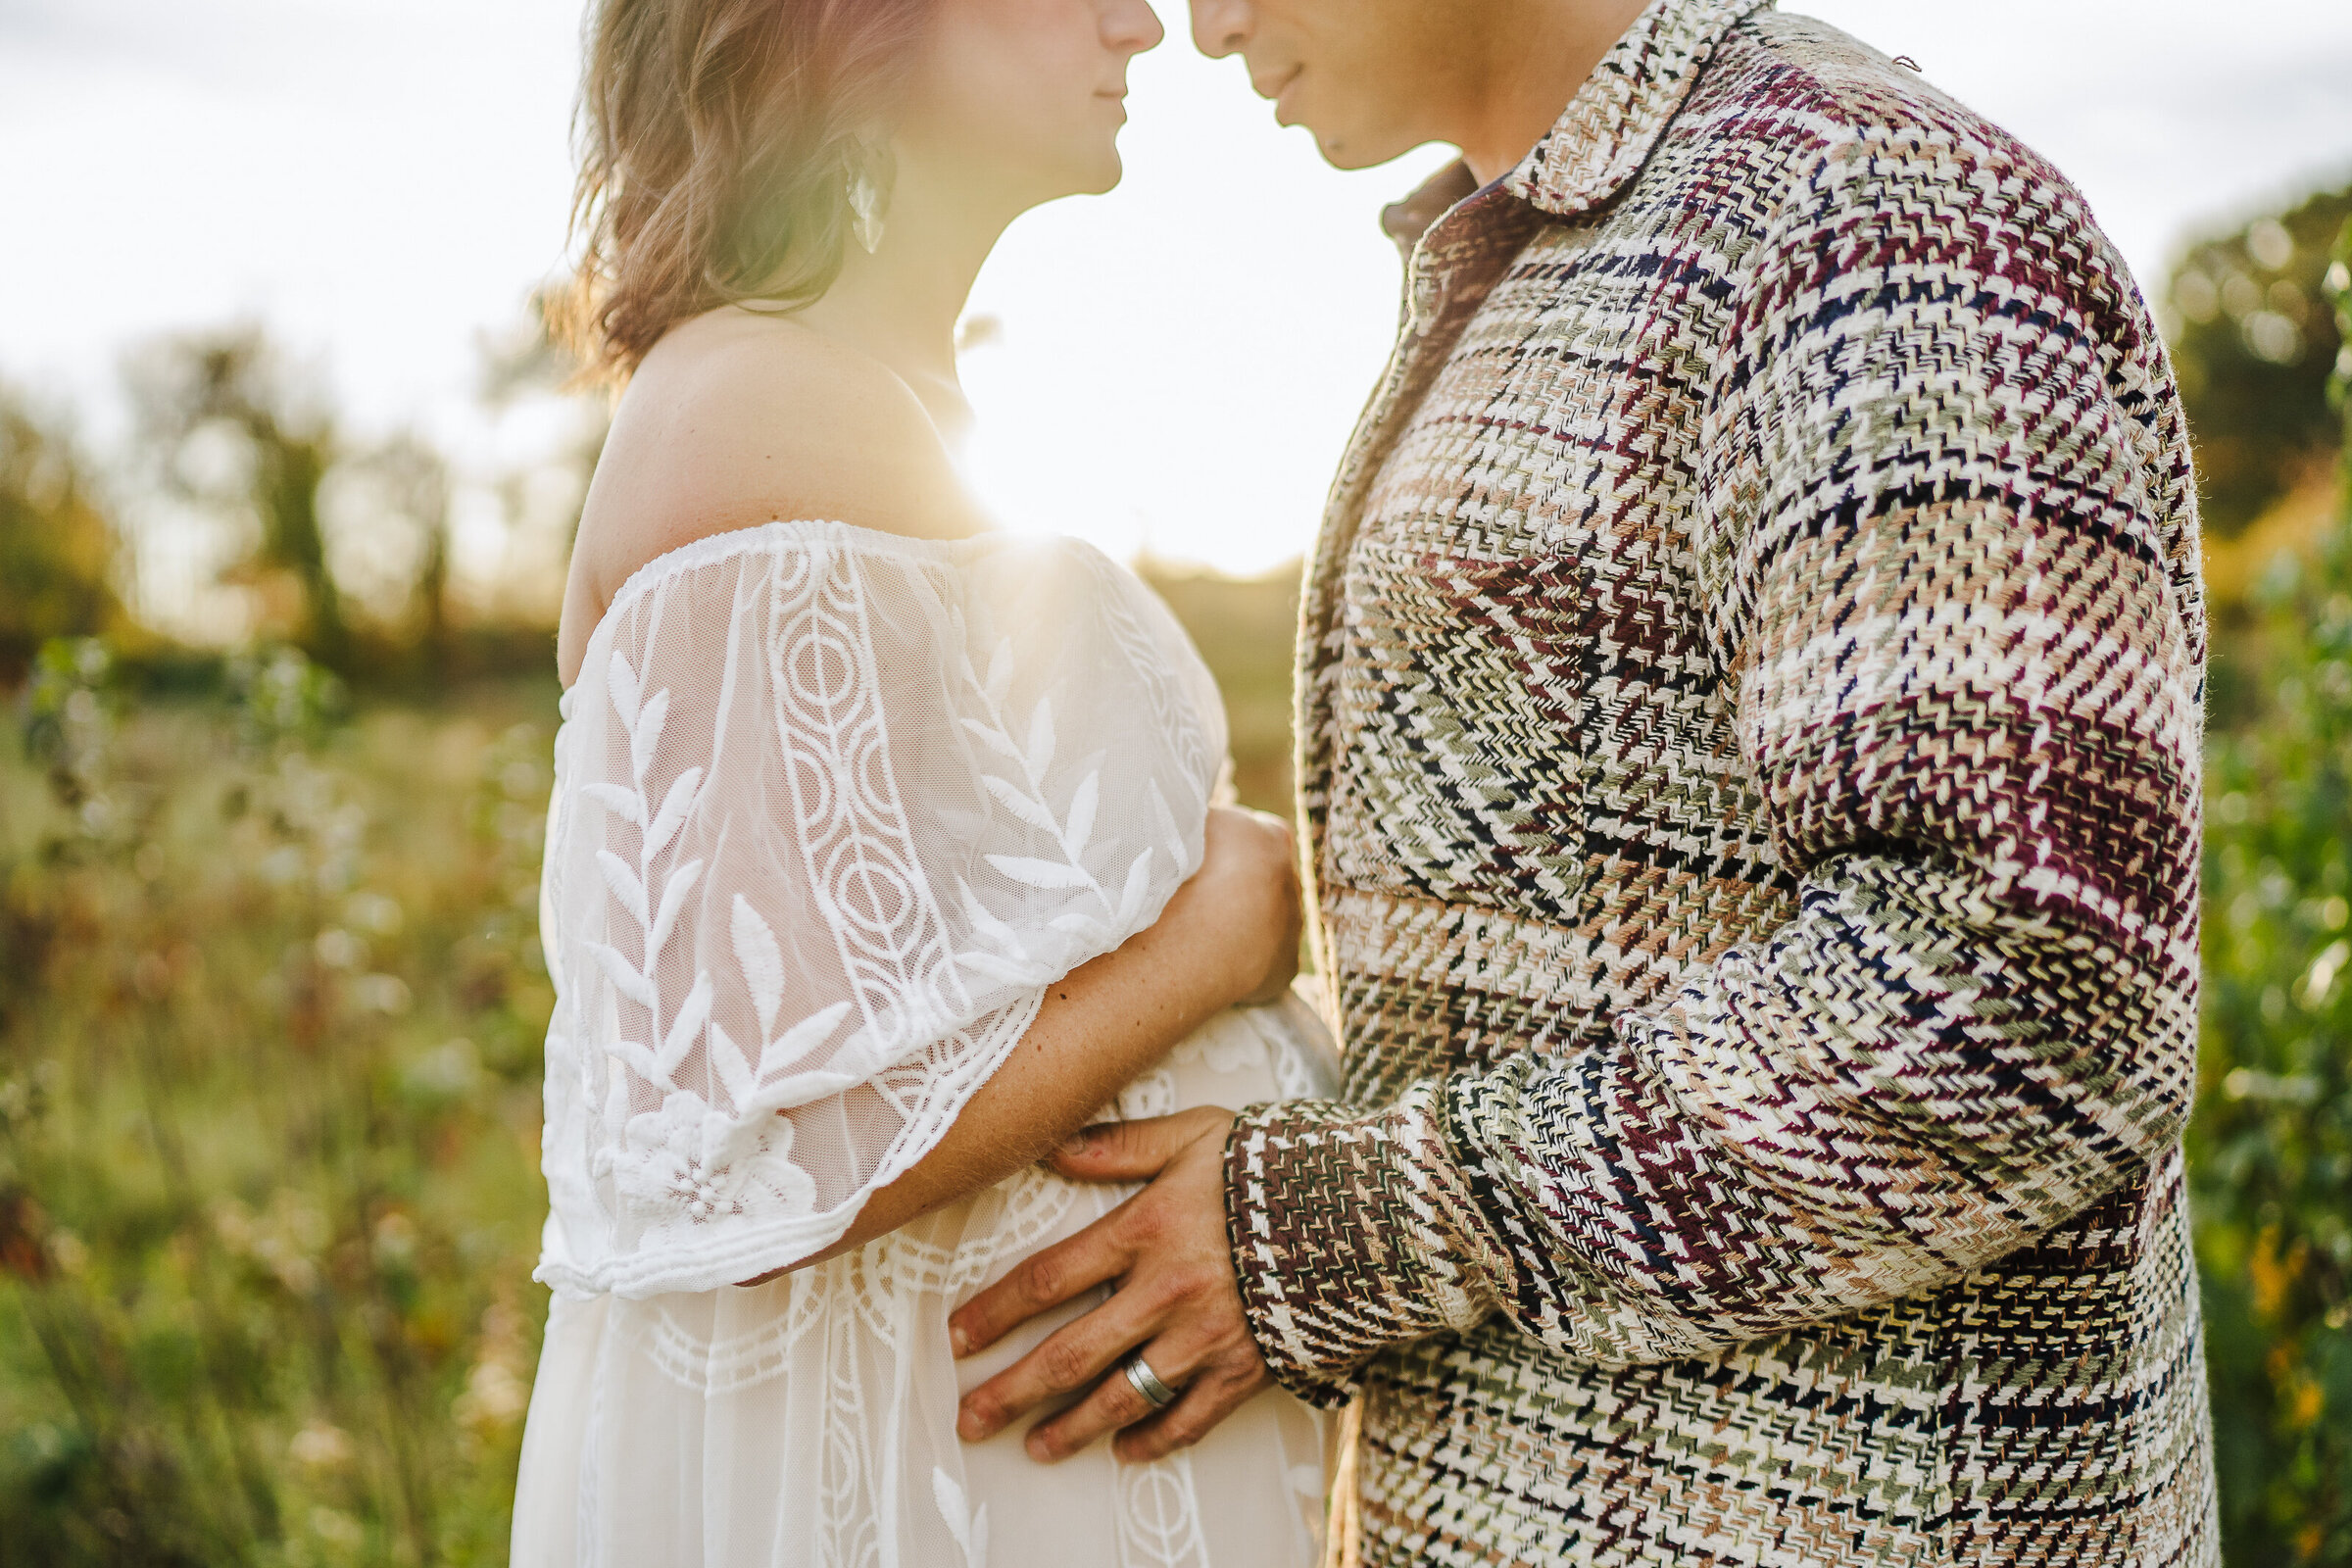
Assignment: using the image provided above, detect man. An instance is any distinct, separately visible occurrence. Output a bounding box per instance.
[953,0,2218,1561]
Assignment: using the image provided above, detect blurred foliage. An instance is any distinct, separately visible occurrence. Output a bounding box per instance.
[2166,184,2352,541]
[1138,561,1299,817]
[476,289,611,569]
[0,393,131,687]
[322,432,458,674]
[0,301,619,702]
[127,329,354,667]
[0,644,560,1565]
[2190,216,2352,1567]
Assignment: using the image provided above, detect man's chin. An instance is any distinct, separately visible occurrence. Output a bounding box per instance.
[1308,125,1423,174]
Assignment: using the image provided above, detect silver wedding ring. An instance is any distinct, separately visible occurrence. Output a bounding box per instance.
[1122,1353,1180,1411]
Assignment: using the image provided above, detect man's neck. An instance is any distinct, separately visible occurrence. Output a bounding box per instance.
[1451,0,1655,186]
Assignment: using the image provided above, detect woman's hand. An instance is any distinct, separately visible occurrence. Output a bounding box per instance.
[1193,807,1302,1008]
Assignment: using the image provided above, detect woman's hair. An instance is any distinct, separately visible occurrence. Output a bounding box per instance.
[555,0,932,384]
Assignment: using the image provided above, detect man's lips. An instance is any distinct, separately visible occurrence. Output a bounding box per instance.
[1252,65,1302,113]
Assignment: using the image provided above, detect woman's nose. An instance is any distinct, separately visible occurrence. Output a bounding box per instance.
[1105,0,1166,56]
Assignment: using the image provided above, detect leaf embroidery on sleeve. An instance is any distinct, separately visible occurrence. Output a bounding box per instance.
[983,856,1098,891]
[1023,697,1055,779]
[1064,773,1098,858]
[597,850,649,929]
[645,766,705,861]
[646,858,703,957]
[981,774,1060,833]
[590,637,827,1225]
[1116,848,1155,926]
[582,780,643,825]
[957,662,1123,915]
[732,895,787,1037]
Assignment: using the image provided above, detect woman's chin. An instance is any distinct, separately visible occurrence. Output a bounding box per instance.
[1076,146,1125,197]
[1035,160,1124,202]
[1010,145,1125,209]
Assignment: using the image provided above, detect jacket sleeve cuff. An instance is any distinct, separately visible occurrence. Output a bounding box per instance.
[1221,1083,1496,1407]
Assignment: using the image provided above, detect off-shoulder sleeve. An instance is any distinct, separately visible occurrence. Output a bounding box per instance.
[536,523,1225,1298]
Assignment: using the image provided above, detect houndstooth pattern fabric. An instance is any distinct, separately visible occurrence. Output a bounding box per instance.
[1220,2,2218,1563]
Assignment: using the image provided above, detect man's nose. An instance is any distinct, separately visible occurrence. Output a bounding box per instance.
[1186,0,1250,59]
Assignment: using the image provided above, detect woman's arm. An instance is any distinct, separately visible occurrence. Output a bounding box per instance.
[556,313,1300,1281]
[739,806,1302,1282]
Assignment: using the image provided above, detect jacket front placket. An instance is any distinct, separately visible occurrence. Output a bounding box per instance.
[1291,180,1538,971]
[1290,0,1777,979]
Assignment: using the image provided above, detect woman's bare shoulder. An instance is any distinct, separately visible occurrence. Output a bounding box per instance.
[558,311,981,684]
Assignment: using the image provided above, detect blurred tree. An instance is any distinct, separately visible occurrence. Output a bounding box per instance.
[0,394,127,686]
[389,437,456,673]
[320,431,455,676]
[478,290,609,561]
[124,328,348,667]
[2166,184,2352,539]
[2191,216,2352,1567]
[97,307,604,687]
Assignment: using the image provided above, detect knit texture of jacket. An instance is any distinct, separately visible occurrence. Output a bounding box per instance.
[1221,2,2218,1563]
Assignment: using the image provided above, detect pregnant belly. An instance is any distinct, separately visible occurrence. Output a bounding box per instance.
[927,992,1342,1399]
[511,994,1339,1568]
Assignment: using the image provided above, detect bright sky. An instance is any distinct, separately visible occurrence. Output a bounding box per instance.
[4,0,2350,586]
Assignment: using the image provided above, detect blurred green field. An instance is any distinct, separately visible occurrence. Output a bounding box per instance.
[1,657,562,1566]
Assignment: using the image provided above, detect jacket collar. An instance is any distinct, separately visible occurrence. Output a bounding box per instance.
[1382,0,1772,251]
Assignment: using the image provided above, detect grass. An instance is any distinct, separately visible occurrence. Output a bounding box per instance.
[1,657,561,1566]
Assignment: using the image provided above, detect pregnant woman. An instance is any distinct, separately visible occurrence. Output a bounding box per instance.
[507,0,1333,1564]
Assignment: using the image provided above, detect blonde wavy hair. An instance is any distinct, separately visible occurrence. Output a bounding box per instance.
[555,0,930,384]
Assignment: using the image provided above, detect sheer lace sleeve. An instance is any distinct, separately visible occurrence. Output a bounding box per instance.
[535,521,1225,1298]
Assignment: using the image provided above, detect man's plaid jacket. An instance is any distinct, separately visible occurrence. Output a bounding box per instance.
[1222,2,2218,1563]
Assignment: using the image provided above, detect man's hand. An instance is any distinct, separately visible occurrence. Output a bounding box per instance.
[950,1107,1268,1464]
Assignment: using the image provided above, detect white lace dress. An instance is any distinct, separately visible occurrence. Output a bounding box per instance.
[510,521,1332,1568]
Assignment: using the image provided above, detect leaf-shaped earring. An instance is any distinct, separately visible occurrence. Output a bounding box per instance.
[847,160,886,256]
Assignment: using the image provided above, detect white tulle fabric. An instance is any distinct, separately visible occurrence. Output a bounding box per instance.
[513,1002,1335,1568]
[536,520,1227,1299]
[516,521,1332,1567]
